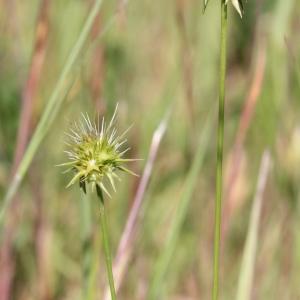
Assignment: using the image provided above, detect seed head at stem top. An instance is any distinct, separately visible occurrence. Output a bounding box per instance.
[204,0,244,18]
[59,104,139,198]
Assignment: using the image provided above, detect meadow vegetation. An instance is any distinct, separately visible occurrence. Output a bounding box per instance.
[0,0,300,299]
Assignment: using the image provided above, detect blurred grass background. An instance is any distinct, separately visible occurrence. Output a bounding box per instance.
[1,0,300,299]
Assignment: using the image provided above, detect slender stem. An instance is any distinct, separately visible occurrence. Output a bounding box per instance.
[97,190,117,300]
[212,2,227,300]
[80,192,93,300]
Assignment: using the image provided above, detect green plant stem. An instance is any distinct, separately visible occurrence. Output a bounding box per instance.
[80,192,93,300]
[212,2,227,300]
[0,0,103,223]
[97,190,117,300]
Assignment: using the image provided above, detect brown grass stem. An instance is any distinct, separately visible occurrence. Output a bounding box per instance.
[103,111,169,299]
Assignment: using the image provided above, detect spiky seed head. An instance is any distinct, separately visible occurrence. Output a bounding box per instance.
[59,105,138,197]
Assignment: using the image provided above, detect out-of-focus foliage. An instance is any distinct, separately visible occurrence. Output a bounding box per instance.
[0,0,300,299]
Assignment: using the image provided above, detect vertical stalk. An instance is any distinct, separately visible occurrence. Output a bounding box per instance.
[97,189,117,300]
[80,192,93,300]
[212,1,227,300]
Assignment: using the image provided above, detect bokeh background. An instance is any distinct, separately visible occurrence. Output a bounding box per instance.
[1,0,300,299]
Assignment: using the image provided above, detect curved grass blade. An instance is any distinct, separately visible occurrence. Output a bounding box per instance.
[103,108,170,300]
[0,0,103,223]
[235,151,271,300]
[147,111,214,300]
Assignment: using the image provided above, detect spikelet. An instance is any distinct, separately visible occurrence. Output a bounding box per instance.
[204,0,244,18]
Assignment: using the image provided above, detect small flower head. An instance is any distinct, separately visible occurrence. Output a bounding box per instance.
[59,105,138,197]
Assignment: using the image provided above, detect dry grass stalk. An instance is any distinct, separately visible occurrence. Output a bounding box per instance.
[0,2,50,299]
[103,113,169,299]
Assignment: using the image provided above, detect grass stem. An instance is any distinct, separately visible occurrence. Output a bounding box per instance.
[97,190,117,300]
[80,192,93,300]
[212,1,227,300]
[103,110,170,299]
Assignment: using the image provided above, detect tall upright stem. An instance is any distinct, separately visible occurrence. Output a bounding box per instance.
[212,1,227,300]
[98,190,117,300]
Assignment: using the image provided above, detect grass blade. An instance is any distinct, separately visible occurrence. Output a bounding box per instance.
[147,112,214,300]
[103,109,170,299]
[0,0,103,222]
[235,150,271,300]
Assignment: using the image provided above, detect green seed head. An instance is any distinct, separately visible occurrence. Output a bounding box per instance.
[59,105,138,197]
